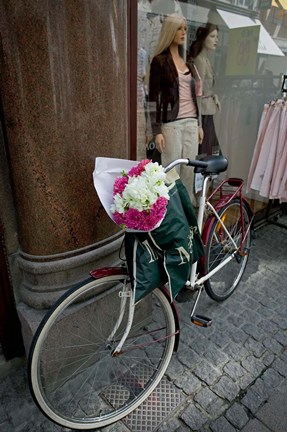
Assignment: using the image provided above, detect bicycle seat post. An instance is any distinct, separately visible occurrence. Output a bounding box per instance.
[197,175,210,233]
[187,175,210,287]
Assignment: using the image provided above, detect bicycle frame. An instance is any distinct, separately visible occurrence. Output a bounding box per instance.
[189,174,253,289]
[163,158,253,292]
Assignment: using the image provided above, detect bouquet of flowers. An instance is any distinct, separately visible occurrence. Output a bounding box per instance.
[110,159,170,231]
[93,157,204,302]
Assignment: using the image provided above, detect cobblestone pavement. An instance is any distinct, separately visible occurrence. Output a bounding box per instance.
[0,217,287,432]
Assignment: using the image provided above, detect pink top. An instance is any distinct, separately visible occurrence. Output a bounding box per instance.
[177,69,197,119]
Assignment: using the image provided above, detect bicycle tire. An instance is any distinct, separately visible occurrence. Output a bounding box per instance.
[204,199,252,301]
[28,273,176,430]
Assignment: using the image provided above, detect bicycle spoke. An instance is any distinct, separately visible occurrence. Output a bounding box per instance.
[204,200,252,301]
[29,277,175,429]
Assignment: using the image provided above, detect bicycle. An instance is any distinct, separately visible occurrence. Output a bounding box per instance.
[28,155,253,430]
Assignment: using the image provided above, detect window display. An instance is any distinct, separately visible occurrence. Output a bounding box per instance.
[137,0,287,214]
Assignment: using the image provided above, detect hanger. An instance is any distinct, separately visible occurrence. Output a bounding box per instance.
[281,75,287,93]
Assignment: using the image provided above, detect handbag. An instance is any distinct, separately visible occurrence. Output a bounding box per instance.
[146,138,161,164]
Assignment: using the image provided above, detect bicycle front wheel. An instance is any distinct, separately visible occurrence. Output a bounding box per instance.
[204,199,252,301]
[28,273,176,430]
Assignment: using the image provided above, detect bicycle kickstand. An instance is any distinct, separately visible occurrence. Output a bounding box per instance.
[189,284,213,328]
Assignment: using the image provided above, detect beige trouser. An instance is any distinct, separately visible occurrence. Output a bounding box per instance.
[161,118,199,201]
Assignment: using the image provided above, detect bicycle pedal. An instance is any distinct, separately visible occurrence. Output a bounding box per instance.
[191,314,212,327]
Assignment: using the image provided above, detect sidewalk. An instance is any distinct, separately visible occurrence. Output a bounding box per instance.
[0,216,286,432]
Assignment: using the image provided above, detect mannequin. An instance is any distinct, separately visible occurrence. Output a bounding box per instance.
[149,13,203,201]
[189,23,220,156]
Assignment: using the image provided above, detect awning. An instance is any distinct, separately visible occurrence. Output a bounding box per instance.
[278,0,287,10]
[217,9,285,56]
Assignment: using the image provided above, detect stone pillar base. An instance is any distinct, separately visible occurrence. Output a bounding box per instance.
[17,233,124,353]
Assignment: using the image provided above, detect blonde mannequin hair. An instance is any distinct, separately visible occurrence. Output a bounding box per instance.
[153,13,186,57]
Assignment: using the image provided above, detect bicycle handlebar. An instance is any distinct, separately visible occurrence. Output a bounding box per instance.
[164,158,208,173]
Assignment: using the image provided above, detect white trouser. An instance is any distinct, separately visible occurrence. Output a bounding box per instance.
[161,118,198,200]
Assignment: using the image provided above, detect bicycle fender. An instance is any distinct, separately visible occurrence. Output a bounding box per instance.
[213,192,237,211]
[242,198,254,219]
[159,285,180,352]
[90,266,128,279]
[89,269,180,351]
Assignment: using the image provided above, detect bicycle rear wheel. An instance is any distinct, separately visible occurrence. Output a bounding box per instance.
[28,273,176,430]
[204,199,252,301]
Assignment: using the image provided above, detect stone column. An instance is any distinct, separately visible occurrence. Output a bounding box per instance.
[0,0,129,344]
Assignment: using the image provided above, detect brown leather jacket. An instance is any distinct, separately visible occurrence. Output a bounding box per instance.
[149,49,201,136]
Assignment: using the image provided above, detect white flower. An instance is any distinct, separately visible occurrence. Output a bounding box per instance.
[110,193,125,213]
[122,176,158,211]
[110,160,170,225]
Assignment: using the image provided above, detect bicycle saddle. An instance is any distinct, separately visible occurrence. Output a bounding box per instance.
[194,155,228,175]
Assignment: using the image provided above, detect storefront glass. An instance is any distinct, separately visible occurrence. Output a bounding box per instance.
[137,0,287,214]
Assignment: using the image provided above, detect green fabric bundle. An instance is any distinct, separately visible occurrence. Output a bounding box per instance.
[125,179,204,303]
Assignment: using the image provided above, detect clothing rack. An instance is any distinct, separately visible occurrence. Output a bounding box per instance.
[265,200,287,229]
[247,74,287,230]
[265,74,287,230]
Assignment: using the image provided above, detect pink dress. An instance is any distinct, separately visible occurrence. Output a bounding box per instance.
[278,132,287,202]
[247,99,287,202]
[248,101,281,195]
[269,104,287,200]
[246,103,273,193]
[259,100,283,198]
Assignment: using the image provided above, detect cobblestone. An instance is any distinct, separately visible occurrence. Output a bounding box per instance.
[258,319,279,334]
[227,326,249,344]
[208,331,231,349]
[262,351,275,367]
[241,387,264,414]
[274,329,287,345]
[241,355,266,377]
[174,372,202,395]
[193,360,221,386]
[203,346,229,367]
[223,360,246,380]
[228,314,244,327]
[166,356,185,381]
[193,387,226,417]
[225,402,249,429]
[273,357,287,378]
[177,345,201,370]
[241,323,266,341]
[237,373,255,391]
[261,368,283,389]
[212,376,240,402]
[263,336,284,354]
[210,416,237,432]
[224,343,248,362]
[1,219,287,431]
[244,337,266,358]
[251,378,271,400]
[180,404,208,431]
[271,315,287,330]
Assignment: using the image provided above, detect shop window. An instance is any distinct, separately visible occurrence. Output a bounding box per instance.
[136,0,287,216]
[237,0,255,8]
